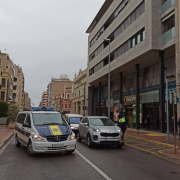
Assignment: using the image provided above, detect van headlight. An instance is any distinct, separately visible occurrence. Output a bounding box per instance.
[33,135,46,142]
[118,129,121,133]
[69,133,75,140]
[70,126,75,129]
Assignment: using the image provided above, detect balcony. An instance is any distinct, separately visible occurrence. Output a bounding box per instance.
[161,0,175,14]
[161,27,175,43]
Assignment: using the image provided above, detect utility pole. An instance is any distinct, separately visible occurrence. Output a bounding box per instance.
[172,91,177,154]
[83,83,86,116]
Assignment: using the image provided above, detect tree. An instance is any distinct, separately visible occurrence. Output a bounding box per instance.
[7,104,19,123]
[0,101,9,117]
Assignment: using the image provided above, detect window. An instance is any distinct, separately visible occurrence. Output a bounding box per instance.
[132,37,136,47]
[137,33,141,44]
[69,104,71,108]
[13,93,16,99]
[13,86,17,90]
[14,78,17,82]
[17,114,26,124]
[1,92,5,101]
[65,104,67,108]
[162,15,175,34]
[66,93,70,99]
[2,79,6,87]
[24,114,31,126]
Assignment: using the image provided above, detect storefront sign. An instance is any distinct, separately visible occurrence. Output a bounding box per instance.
[124,95,141,105]
[141,90,159,104]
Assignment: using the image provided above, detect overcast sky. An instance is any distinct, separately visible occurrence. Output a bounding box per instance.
[0,0,104,106]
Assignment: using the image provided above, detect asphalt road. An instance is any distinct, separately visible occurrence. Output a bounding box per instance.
[0,138,180,180]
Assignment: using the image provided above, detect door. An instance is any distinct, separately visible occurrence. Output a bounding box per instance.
[84,118,89,140]
[23,114,32,144]
[16,113,27,144]
[79,118,86,139]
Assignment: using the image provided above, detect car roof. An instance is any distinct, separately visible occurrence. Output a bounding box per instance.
[86,116,108,119]
[19,111,60,114]
[65,114,83,117]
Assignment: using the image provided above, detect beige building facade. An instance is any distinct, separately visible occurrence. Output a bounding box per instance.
[73,69,88,116]
[23,91,31,110]
[0,53,14,103]
[86,0,180,133]
[39,91,48,107]
[47,75,74,110]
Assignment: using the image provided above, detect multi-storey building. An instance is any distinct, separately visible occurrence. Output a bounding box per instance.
[13,65,20,105]
[47,75,74,110]
[39,91,48,107]
[86,0,180,133]
[17,67,24,109]
[23,91,31,110]
[0,51,2,95]
[73,69,88,116]
[0,53,14,103]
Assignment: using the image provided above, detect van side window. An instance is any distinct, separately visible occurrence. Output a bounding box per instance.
[17,114,22,123]
[24,114,31,126]
[21,114,26,124]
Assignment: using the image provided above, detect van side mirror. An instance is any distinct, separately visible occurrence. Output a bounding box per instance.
[23,123,31,128]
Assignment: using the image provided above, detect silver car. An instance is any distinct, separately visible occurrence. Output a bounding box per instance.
[77,116,124,148]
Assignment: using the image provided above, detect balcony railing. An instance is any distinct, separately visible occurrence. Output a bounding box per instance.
[162,27,175,43]
[161,0,175,14]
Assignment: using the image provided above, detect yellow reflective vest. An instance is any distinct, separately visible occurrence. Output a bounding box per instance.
[119,118,126,123]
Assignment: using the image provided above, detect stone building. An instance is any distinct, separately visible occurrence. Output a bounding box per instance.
[86,0,180,132]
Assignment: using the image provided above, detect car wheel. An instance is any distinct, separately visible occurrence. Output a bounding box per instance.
[66,149,75,154]
[87,134,93,148]
[116,144,122,149]
[15,135,21,147]
[27,141,35,156]
[77,132,82,142]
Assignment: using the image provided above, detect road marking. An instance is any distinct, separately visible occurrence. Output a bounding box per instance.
[144,134,164,137]
[148,147,166,150]
[75,150,112,180]
[126,143,157,155]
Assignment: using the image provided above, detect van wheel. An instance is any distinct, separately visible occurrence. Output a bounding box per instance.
[87,134,93,148]
[77,132,82,142]
[27,141,35,156]
[15,135,21,147]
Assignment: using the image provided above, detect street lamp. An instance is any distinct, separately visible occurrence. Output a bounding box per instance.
[166,74,176,144]
[104,38,111,119]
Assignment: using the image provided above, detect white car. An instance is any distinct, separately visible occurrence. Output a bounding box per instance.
[65,114,83,136]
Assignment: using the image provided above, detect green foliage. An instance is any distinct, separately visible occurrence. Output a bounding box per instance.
[7,104,19,123]
[0,101,9,117]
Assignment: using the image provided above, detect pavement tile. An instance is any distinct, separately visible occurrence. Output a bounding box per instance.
[0,128,14,149]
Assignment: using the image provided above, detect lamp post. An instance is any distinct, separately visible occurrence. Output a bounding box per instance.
[104,38,111,119]
[166,74,176,144]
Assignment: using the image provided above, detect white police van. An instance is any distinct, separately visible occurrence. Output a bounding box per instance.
[15,107,76,156]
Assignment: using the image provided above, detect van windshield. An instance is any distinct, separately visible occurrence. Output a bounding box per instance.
[32,113,67,126]
[69,117,82,124]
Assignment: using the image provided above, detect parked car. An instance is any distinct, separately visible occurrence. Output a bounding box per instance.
[77,116,124,148]
[15,107,76,156]
[65,114,83,136]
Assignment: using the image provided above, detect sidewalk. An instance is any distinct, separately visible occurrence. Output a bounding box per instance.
[0,126,14,150]
[126,128,180,163]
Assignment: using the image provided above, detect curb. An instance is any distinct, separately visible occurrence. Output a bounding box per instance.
[0,133,14,150]
[158,150,180,165]
[126,135,175,148]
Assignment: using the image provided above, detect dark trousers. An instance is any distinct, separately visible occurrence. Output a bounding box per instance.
[147,121,150,130]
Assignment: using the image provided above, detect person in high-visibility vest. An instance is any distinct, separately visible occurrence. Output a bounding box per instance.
[118,114,127,136]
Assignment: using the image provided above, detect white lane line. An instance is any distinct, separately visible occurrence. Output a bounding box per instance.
[75,150,112,180]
